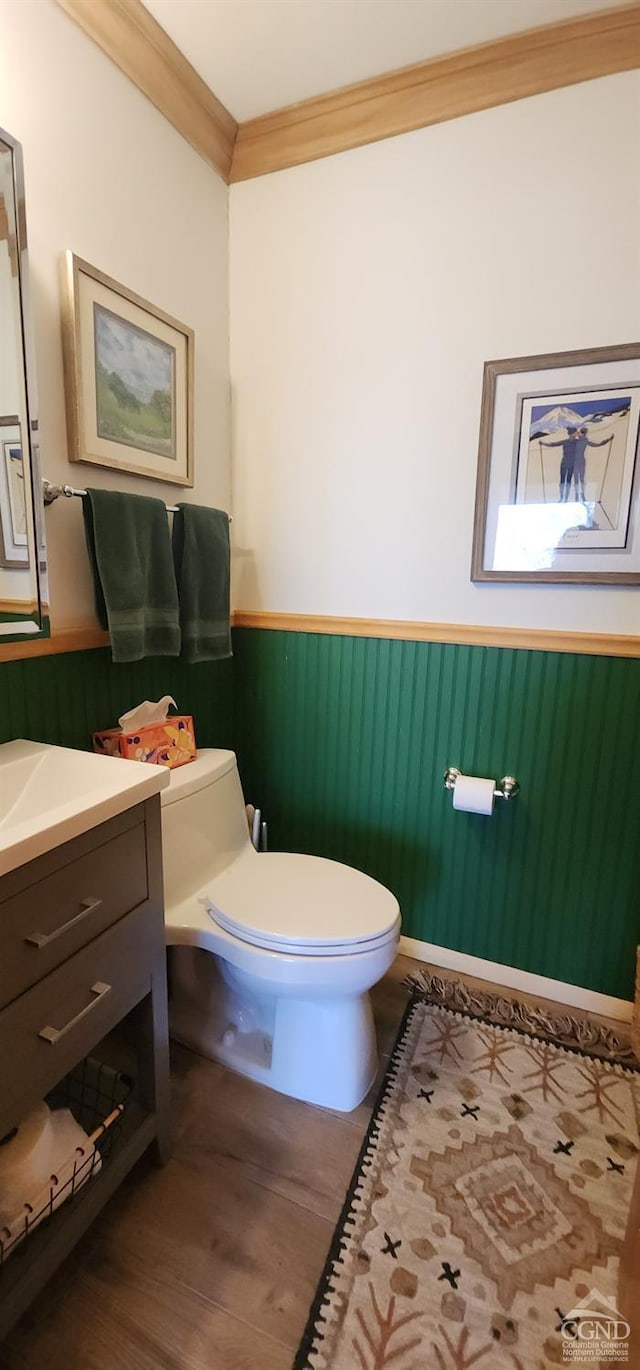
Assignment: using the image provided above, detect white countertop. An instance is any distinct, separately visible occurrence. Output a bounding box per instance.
[0,739,170,878]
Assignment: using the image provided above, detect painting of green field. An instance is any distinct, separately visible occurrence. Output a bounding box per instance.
[94,304,176,460]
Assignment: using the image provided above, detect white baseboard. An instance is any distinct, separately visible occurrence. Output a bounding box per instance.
[400,935,633,1024]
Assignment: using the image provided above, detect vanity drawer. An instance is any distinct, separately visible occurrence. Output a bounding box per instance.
[0,820,148,1008]
[0,904,157,1136]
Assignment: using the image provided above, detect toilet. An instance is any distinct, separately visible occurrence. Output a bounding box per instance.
[160,749,400,1111]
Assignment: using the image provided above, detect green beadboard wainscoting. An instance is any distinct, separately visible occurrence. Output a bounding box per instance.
[0,648,234,752]
[233,629,640,1002]
[1,632,638,1001]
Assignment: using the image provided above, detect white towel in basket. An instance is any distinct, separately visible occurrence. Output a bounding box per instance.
[0,1105,101,1256]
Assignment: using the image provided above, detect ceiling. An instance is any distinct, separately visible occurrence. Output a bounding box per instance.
[142,0,628,122]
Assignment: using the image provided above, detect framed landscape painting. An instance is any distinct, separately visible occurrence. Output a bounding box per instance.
[471,343,640,582]
[61,252,194,486]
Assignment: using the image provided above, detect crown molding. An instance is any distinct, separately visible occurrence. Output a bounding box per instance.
[56,0,237,183]
[56,2,640,184]
[230,3,640,181]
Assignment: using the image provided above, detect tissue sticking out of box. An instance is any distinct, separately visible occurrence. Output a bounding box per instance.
[118,696,177,731]
[92,696,196,769]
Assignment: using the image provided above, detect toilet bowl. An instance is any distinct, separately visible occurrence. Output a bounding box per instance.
[160,750,400,1111]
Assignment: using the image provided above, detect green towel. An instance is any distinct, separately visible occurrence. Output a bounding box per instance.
[172,503,232,663]
[82,489,180,662]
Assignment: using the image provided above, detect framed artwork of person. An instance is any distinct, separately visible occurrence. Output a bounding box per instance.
[472,343,640,582]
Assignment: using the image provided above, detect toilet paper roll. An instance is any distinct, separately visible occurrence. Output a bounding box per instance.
[452,774,495,816]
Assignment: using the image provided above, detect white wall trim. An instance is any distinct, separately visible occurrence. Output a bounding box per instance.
[400,935,633,1024]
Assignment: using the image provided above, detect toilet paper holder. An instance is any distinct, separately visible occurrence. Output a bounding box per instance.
[443,768,520,801]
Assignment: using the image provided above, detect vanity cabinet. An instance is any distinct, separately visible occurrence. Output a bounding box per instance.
[0,796,170,1339]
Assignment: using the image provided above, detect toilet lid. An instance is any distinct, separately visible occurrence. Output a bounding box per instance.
[204,851,400,956]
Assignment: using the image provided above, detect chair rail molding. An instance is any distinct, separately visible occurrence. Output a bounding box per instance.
[232,612,640,659]
[0,627,110,663]
[1,614,638,662]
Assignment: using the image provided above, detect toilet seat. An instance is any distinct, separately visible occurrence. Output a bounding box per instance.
[203,850,400,958]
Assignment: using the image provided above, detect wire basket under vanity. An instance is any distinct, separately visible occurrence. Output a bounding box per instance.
[0,1058,133,1268]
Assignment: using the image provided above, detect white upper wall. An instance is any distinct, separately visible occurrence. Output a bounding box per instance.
[230,73,640,635]
[0,0,230,629]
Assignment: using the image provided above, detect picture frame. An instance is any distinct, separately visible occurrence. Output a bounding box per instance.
[471,343,640,583]
[0,415,28,567]
[61,252,194,487]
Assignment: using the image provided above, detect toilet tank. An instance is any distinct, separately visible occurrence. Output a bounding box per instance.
[160,750,252,910]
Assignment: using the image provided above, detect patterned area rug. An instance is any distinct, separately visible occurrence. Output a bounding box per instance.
[295,984,640,1369]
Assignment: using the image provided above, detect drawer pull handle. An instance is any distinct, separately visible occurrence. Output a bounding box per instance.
[38,982,112,1044]
[25,898,103,949]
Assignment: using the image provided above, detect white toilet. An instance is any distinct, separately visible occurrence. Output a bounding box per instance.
[160,749,400,1111]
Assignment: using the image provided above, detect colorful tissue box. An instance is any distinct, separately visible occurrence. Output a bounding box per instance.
[92,716,196,769]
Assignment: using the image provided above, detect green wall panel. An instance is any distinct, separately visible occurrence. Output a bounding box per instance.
[233,629,640,1002]
[1,632,638,1003]
[0,649,234,753]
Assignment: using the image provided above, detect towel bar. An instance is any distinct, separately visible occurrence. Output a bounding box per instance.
[42,480,232,520]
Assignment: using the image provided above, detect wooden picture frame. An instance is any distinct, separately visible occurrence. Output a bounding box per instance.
[61,252,194,487]
[471,343,640,583]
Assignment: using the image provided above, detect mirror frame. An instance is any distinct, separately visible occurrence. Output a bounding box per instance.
[0,125,48,642]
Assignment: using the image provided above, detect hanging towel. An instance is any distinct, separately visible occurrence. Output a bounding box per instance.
[82,489,180,662]
[172,503,232,663]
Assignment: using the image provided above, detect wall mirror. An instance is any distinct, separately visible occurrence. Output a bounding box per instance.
[0,126,48,640]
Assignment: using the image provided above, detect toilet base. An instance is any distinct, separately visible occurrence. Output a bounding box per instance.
[168,947,379,1112]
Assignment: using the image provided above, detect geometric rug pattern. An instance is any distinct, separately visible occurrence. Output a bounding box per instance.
[295,995,640,1368]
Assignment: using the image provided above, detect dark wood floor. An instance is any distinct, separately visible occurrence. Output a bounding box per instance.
[3,955,638,1369]
[2,958,414,1369]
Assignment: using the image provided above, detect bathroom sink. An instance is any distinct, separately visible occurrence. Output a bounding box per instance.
[0,739,170,876]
